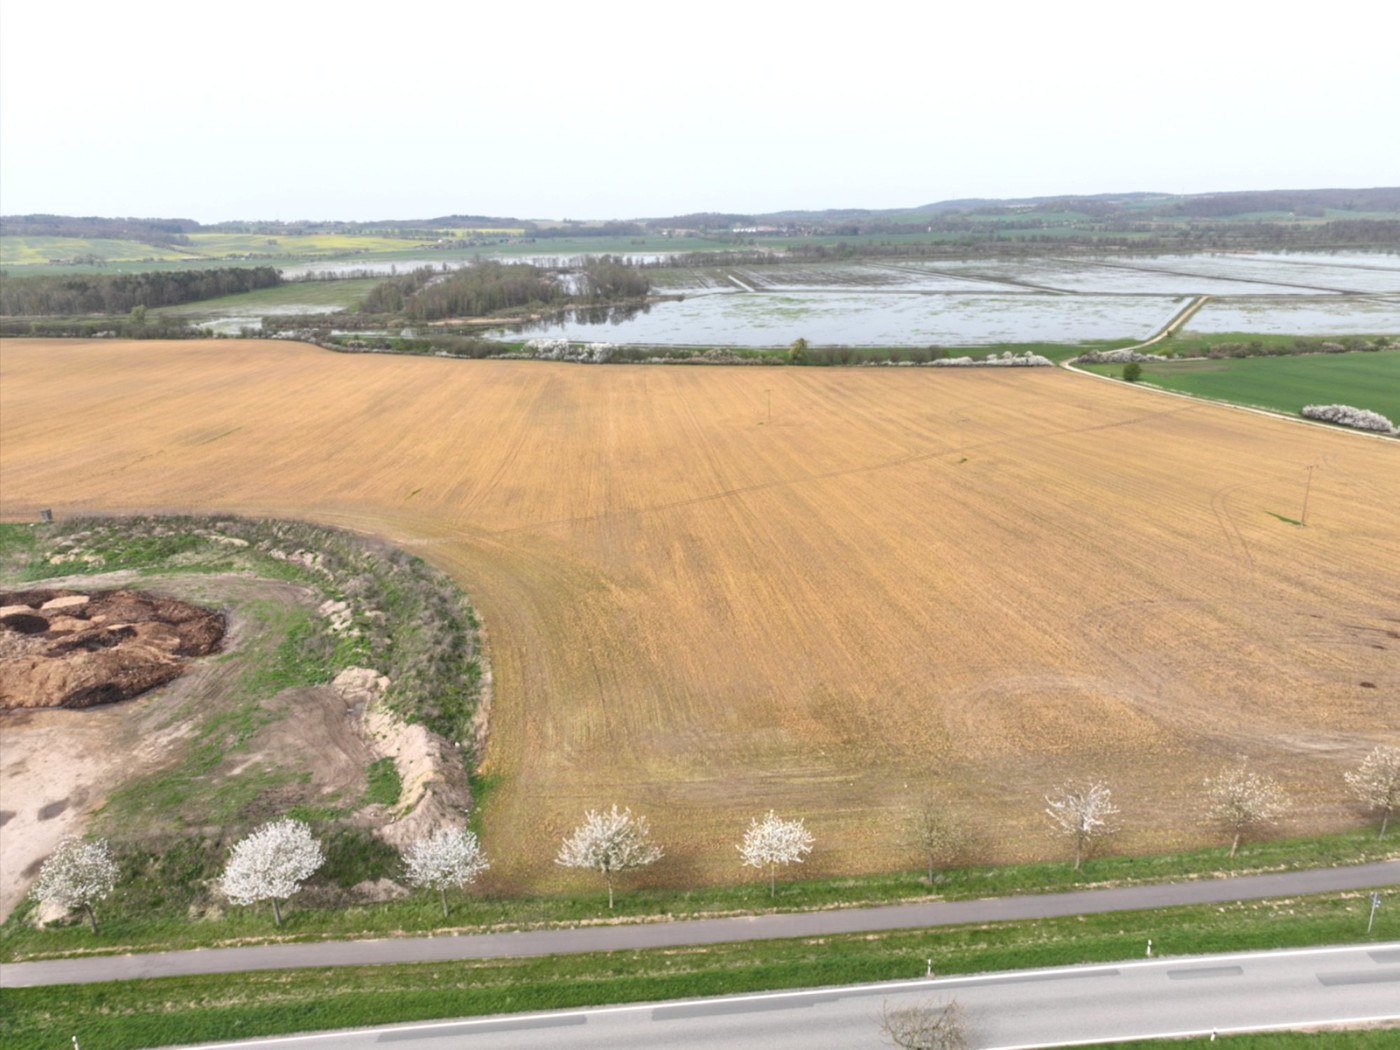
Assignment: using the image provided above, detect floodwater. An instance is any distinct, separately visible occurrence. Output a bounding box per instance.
[508,293,1190,347]
[1184,295,1400,336]
[502,252,1400,347]
[263,251,1400,347]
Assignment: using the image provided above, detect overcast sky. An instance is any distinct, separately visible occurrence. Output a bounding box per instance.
[2,0,1396,223]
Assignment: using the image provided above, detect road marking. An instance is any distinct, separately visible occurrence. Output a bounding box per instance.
[374,1013,586,1041]
[165,943,1400,1048]
[1166,965,1243,980]
[1317,969,1400,986]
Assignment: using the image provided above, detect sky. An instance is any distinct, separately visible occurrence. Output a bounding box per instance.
[2,0,1397,224]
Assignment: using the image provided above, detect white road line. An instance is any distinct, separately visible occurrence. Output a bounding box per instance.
[173,943,1400,1048]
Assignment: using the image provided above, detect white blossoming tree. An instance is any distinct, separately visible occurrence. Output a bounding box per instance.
[28,837,120,934]
[556,805,663,909]
[739,810,814,897]
[1044,780,1119,870]
[220,818,324,926]
[1345,745,1400,839]
[403,826,490,917]
[1205,759,1288,858]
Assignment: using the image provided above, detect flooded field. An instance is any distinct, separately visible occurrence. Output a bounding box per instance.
[505,251,1400,347]
[1184,295,1400,335]
[214,251,1400,347]
[515,292,1189,346]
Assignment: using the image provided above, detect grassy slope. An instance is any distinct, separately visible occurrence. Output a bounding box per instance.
[1081,350,1400,421]
[1,890,1394,1050]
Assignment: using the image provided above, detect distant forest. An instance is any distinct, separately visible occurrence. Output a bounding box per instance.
[0,267,281,316]
[5,186,1398,242]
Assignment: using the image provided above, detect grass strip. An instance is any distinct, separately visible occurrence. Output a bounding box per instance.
[2,890,1394,1049]
[4,827,1394,962]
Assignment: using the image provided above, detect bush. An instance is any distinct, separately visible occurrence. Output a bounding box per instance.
[1301,404,1397,434]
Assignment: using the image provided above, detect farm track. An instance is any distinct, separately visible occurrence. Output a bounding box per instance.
[2,339,1398,894]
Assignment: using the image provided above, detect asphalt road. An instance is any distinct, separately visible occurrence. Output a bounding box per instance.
[161,943,1400,1049]
[3,860,1396,988]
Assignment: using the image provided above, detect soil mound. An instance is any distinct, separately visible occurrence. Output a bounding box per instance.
[0,589,224,710]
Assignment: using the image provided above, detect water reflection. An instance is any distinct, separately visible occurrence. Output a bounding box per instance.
[509,301,652,332]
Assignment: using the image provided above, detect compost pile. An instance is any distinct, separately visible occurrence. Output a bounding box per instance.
[0,589,224,709]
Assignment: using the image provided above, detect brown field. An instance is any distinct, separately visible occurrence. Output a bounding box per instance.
[2,338,1397,892]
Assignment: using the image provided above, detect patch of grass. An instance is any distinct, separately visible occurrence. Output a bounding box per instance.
[1081,349,1400,422]
[151,277,381,317]
[0,889,1392,1050]
[363,757,402,807]
[1268,511,1304,525]
[319,827,401,888]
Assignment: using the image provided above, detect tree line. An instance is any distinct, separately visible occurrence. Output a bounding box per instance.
[27,747,1400,934]
[355,258,653,322]
[0,266,283,316]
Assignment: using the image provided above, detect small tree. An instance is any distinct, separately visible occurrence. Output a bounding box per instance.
[220,818,324,926]
[1205,759,1287,858]
[1045,780,1119,870]
[28,838,120,934]
[739,810,814,897]
[555,805,663,909]
[905,795,966,885]
[402,826,490,918]
[1122,361,1142,382]
[880,997,969,1050]
[1345,745,1400,839]
[788,337,809,364]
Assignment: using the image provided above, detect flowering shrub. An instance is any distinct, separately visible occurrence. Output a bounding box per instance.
[1077,349,1171,364]
[521,338,615,363]
[1301,404,1397,434]
[929,351,1052,367]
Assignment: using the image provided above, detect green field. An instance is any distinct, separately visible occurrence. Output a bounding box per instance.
[151,277,381,316]
[1082,350,1400,422]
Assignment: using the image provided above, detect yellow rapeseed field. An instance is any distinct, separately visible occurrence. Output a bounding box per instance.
[2,338,1396,890]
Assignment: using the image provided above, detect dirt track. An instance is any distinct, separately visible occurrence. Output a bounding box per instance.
[1,339,1397,893]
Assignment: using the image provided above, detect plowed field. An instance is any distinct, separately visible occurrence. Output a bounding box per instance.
[2,339,1397,891]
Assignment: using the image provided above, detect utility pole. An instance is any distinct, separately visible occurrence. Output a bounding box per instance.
[766,389,772,424]
[1300,463,1316,525]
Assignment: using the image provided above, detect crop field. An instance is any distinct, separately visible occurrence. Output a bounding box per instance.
[1083,351,1400,422]
[0,236,200,266]
[2,339,1398,895]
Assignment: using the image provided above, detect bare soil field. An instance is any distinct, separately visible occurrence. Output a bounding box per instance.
[1,339,1396,893]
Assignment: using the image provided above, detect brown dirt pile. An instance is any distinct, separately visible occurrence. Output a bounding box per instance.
[0,589,225,710]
